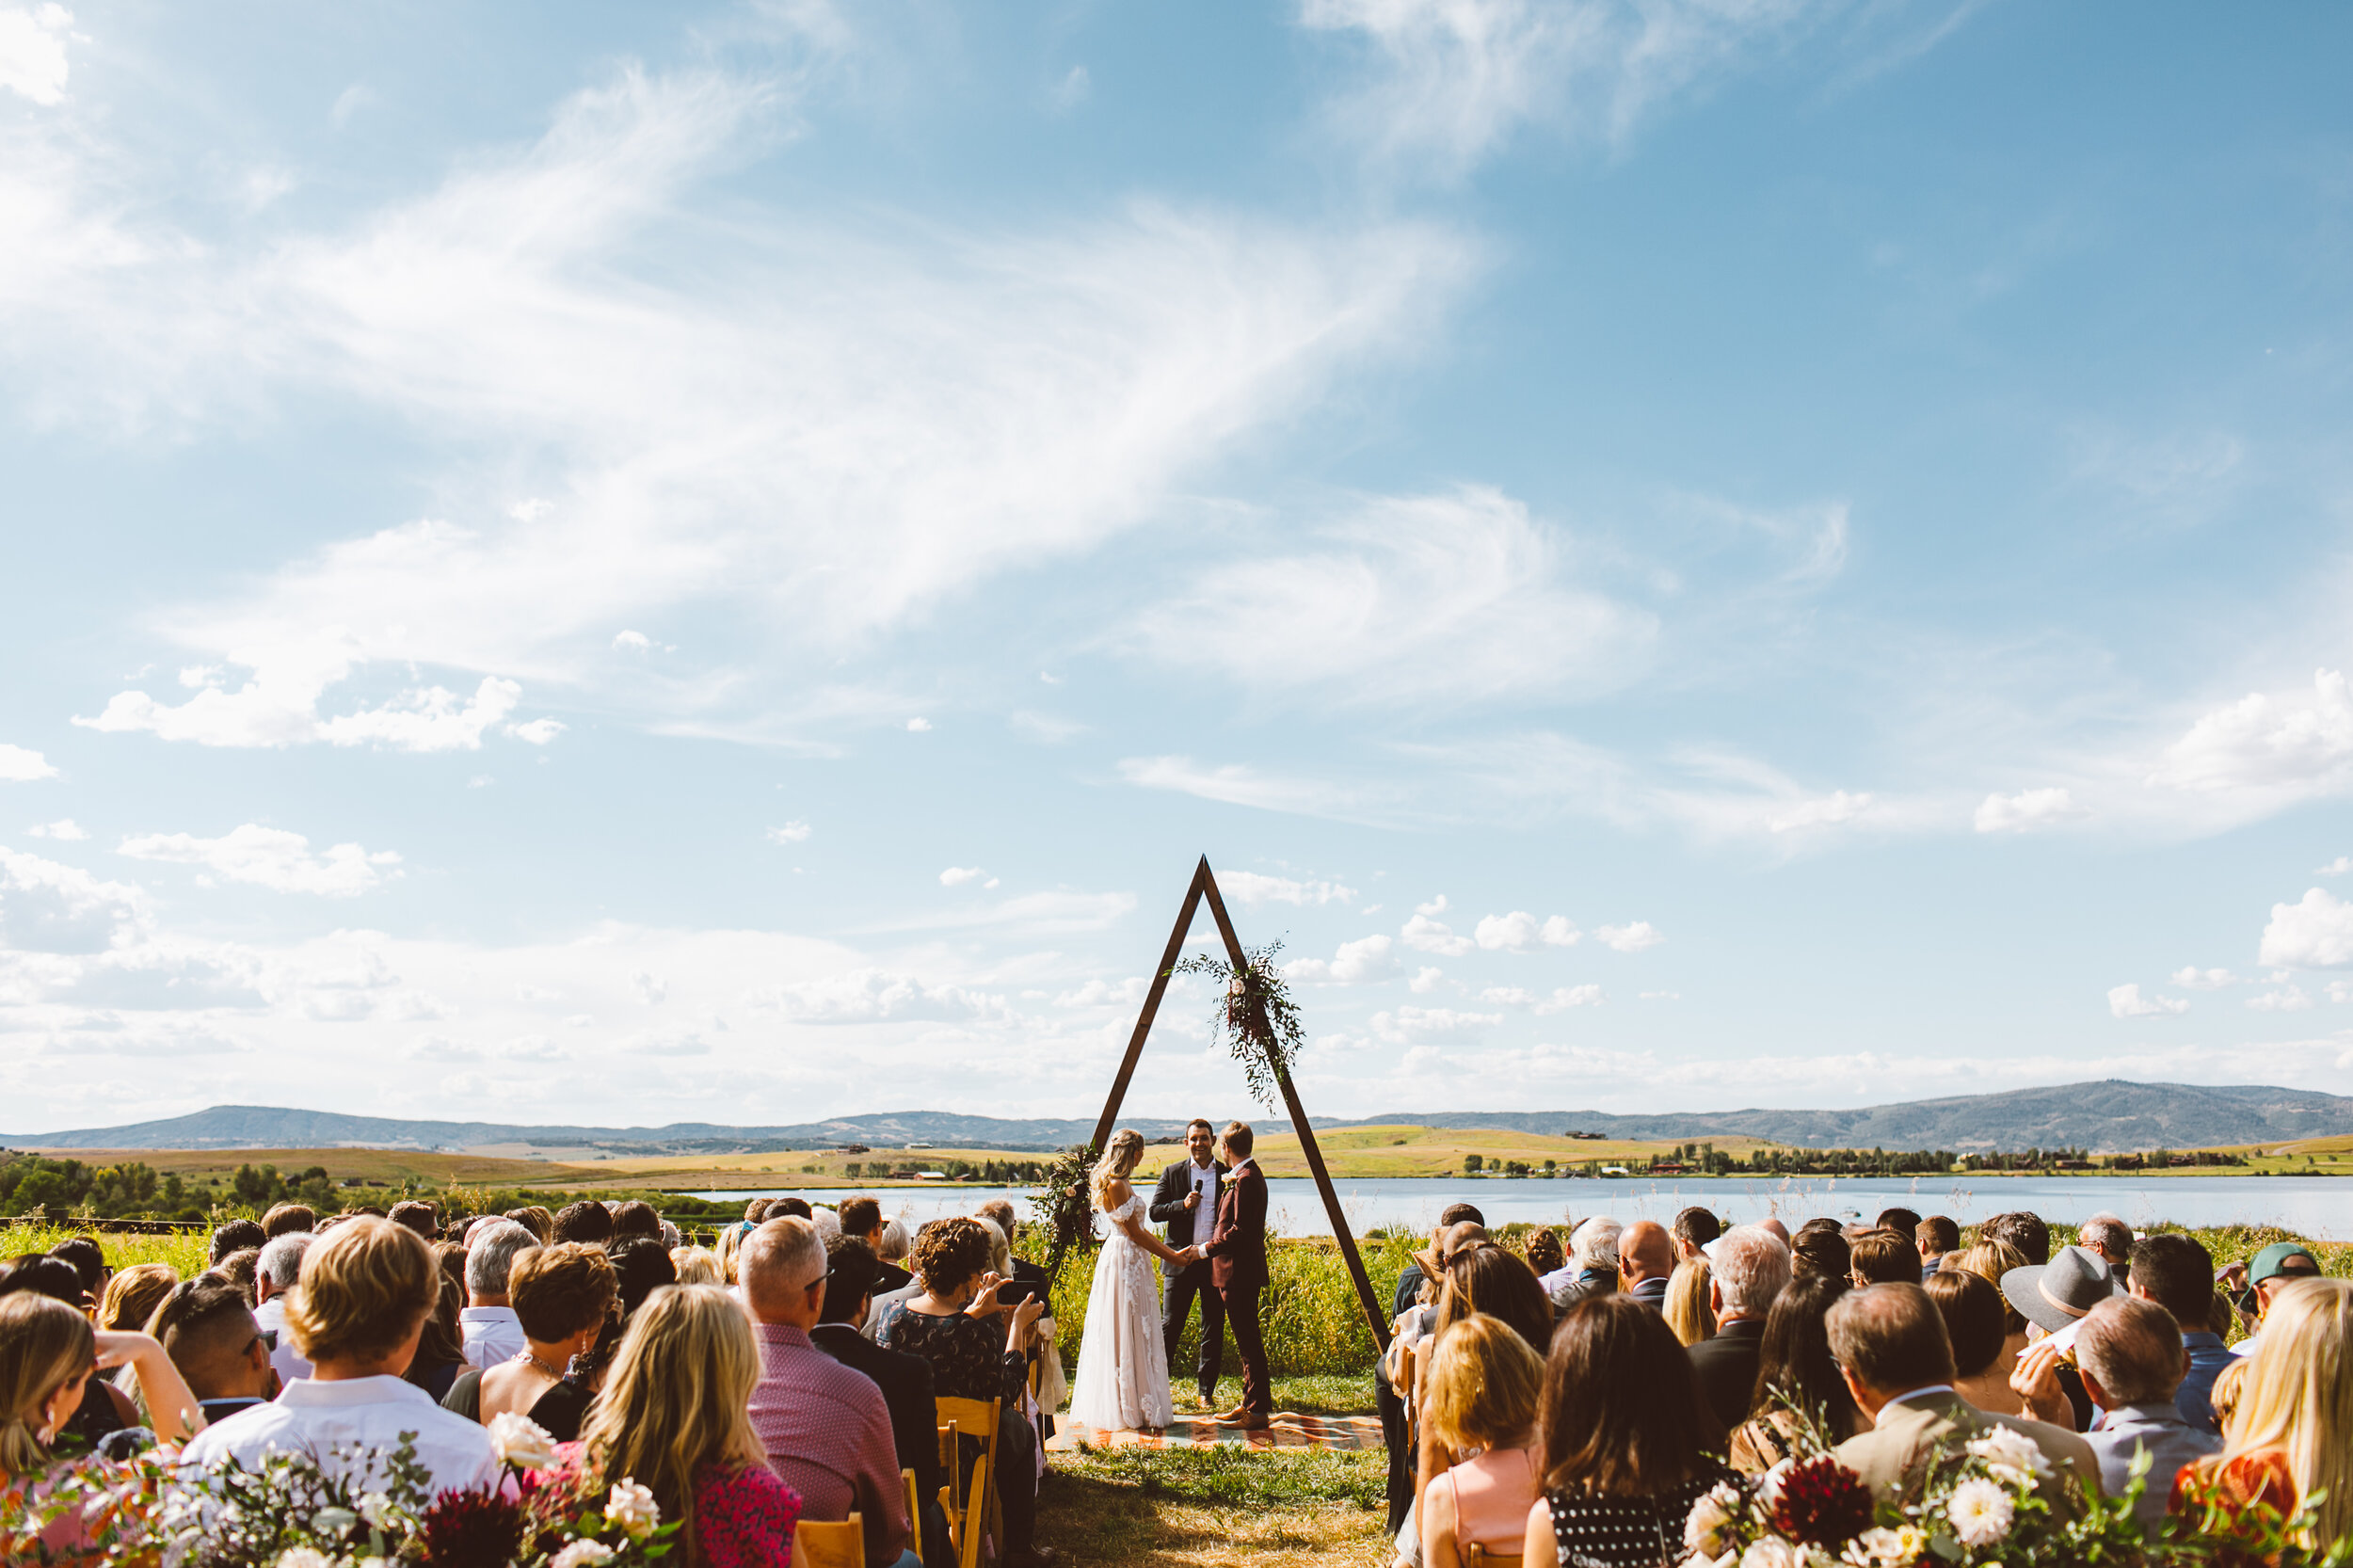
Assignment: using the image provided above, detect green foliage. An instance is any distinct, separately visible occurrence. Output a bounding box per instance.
[0,1154,174,1220]
[1173,940,1305,1112]
[1054,1445,1385,1512]
[1033,1142,1099,1283]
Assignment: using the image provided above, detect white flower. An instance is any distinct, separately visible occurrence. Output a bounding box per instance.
[1739,1540,1806,1568]
[488,1409,560,1469]
[311,1506,359,1538]
[1947,1478,2015,1547]
[273,1550,334,1568]
[1963,1428,2045,1489]
[608,1479,661,1540]
[358,1491,396,1530]
[1687,1482,1741,1556]
[1843,1526,1927,1567]
[552,1541,618,1568]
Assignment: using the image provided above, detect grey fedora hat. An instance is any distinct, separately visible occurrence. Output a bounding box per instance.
[2001,1243,2119,1334]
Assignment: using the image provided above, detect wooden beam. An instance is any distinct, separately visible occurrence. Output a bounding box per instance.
[1090,857,1209,1154]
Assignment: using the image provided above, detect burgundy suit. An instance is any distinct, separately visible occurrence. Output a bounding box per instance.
[1203,1158,1271,1413]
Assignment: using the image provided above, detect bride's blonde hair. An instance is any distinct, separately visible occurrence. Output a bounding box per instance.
[1090,1128,1146,1211]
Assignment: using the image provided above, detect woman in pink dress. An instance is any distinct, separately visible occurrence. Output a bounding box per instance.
[1417,1313,1545,1568]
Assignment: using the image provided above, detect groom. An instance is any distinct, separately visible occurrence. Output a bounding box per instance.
[1203,1119,1271,1429]
[1148,1117,1227,1411]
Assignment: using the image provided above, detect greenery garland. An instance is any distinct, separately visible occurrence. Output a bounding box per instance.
[1035,1140,1099,1284]
[1174,940,1305,1112]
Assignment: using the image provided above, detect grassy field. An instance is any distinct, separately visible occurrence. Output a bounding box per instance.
[1040,1448,1388,1568]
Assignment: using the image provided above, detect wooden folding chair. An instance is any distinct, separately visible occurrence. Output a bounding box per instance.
[904,1467,921,1560]
[793,1512,863,1568]
[936,1396,1001,1568]
[1463,1544,1523,1568]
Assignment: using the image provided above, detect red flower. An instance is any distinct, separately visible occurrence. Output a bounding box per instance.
[418,1484,526,1568]
[1768,1456,1875,1547]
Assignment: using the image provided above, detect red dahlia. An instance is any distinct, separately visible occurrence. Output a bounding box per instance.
[1768,1455,1875,1547]
[418,1483,526,1568]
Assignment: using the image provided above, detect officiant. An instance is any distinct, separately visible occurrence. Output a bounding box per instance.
[1147,1117,1227,1412]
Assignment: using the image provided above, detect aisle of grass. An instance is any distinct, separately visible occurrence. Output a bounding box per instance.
[1040,1448,1389,1568]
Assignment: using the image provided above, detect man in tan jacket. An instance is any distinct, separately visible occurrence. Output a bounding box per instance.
[1826,1283,2102,1507]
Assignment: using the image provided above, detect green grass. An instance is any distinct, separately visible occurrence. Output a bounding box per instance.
[1039,1447,1388,1568]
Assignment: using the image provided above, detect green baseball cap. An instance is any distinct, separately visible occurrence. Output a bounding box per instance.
[2249,1240,2321,1285]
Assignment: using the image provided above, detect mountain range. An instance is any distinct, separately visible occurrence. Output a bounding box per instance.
[8,1080,2352,1155]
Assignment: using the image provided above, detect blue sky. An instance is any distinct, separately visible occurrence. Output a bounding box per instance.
[6,1,2353,1135]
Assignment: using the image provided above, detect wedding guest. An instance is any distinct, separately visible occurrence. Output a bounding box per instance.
[47,1238,108,1304]
[1435,1243,1553,1360]
[1661,1259,1714,1347]
[1874,1208,1922,1243]
[813,1235,951,1568]
[505,1206,555,1243]
[2222,1240,2323,1359]
[1849,1230,1918,1288]
[1671,1208,1721,1264]
[261,1204,315,1240]
[459,1220,536,1369]
[1924,1270,2025,1416]
[402,1256,469,1401]
[2128,1232,2233,1430]
[771,1198,815,1222]
[97,1264,177,1334]
[447,1240,615,1439]
[2002,1243,2121,1432]
[841,1197,914,1294]
[2023,1297,2219,1528]
[1545,1218,1620,1314]
[2171,1277,2352,1549]
[2079,1213,2134,1284]
[1729,1273,1857,1474]
[1981,1210,2051,1266]
[181,1217,501,1498]
[251,1231,315,1384]
[1519,1296,1729,1567]
[2206,1355,2250,1440]
[553,1201,616,1246]
[567,1283,803,1568]
[1417,1315,1544,1568]
[388,1200,439,1240]
[1915,1216,1959,1280]
[1615,1223,1673,1312]
[610,1238,680,1320]
[1686,1225,1789,1429]
[1402,1204,1488,1311]
[611,1200,664,1242]
[212,1248,261,1307]
[1789,1227,1850,1284]
[1940,1240,2030,1387]
[150,1277,276,1423]
[877,1217,912,1272]
[1523,1229,1564,1281]
[207,1221,265,1265]
[673,1247,725,1287]
[1385,1204,1484,1535]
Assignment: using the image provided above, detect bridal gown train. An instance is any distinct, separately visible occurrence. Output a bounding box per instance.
[1068,1192,1174,1431]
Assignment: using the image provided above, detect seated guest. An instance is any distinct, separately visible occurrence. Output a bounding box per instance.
[459,1220,537,1369]
[1671,1208,1721,1265]
[1730,1272,1857,1473]
[1523,1228,1564,1282]
[672,1246,726,1287]
[975,1199,1063,1426]
[840,1198,913,1293]
[1923,1270,2025,1416]
[2079,1213,2133,1284]
[2172,1277,2351,1549]
[0,1255,142,1448]
[568,1283,803,1568]
[744,1219,920,1568]
[2223,1240,2323,1359]
[2128,1232,2233,1431]
[1433,1243,1553,1360]
[504,1205,555,1243]
[877,1217,913,1273]
[1615,1222,1673,1311]
[260,1204,314,1240]
[861,1221,929,1343]
[1849,1230,1918,1288]
[1915,1216,1959,1280]
[208,1220,265,1266]
[1874,1208,1922,1244]
[1687,1225,1789,1429]
[1417,1315,1543,1568]
[211,1248,261,1306]
[447,1241,615,1440]
[1386,1223,1492,1389]
[2206,1355,2249,1440]
[744,1199,775,1225]
[181,1216,501,1498]
[1981,1210,2051,1267]
[2021,1297,2218,1528]
[98,1264,177,1334]
[2002,1244,2121,1431]
[388,1200,439,1240]
[1385,1204,1484,1539]
[812,1235,951,1568]
[1401,1205,1488,1310]
[609,1238,680,1319]
[403,1257,469,1401]
[251,1232,316,1384]
[770,1197,815,1222]
[1789,1226,1850,1284]
[1941,1240,2031,1373]
[1518,1295,1729,1567]
[611,1200,664,1242]
[150,1277,277,1422]
[1543,1216,1614,1312]
[1662,1259,1714,1347]
[553,1200,616,1246]
[1825,1283,2098,1504]
[48,1238,108,1305]
[875,1217,1050,1568]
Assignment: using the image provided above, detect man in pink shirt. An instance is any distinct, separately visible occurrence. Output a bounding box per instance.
[743,1219,917,1568]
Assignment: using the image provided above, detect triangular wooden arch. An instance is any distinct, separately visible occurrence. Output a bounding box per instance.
[1091,856,1391,1352]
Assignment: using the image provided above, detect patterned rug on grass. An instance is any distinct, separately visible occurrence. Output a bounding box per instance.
[1048,1412,1385,1452]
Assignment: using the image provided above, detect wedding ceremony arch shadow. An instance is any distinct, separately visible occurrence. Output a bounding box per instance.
[1090,856,1391,1352]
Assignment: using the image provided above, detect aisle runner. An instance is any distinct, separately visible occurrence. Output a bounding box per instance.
[1048,1412,1384,1451]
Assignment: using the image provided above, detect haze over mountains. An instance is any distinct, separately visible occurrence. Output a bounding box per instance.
[9,1080,2352,1157]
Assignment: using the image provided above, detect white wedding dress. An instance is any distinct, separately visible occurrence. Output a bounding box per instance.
[1068,1192,1174,1431]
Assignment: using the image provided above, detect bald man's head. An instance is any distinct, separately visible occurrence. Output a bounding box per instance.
[1618,1220,1675,1286]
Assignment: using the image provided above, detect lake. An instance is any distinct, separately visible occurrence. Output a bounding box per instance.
[695,1173,2352,1239]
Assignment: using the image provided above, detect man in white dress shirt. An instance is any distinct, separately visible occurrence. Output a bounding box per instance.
[1146,1118,1228,1412]
[458,1219,538,1369]
[182,1216,502,1499]
[249,1231,315,1384]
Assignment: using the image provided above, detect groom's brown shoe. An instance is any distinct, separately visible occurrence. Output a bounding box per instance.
[1235,1409,1272,1431]
[1215,1403,1256,1422]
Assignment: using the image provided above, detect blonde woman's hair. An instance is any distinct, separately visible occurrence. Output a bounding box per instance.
[1421,1312,1543,1455]
[2208,1354,2250,1439]
[0,1293,93,1480]
[100,1263,180,1332]
[2221,1277,2353,1546]
[1663,1258,1716,1348]
[284,1215,436,1366]
[670,1246,724,1287]
[972,1216,1012,1282]
[1944,1240,2030,1336]
[1090,1129,1145,1211]
[579,1284,765,1568]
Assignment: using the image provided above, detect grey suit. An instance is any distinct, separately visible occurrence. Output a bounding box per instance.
[1833,1389,2102,1510]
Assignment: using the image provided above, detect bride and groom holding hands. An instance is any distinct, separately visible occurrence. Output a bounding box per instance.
[1067,1117,1273,1433]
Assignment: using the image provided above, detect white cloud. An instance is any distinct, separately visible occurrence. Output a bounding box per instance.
[750,968,1007,1025]
[507,717,566,745]
[766,822,812,844]
[1408,966,1445,994]
[905,717,933,733]
[1640,990,1680,1000]
[1767,790,1874,834]
[2247,985,2313,1013]
[26,820,86,840]
[0,744,59,781]
[2169,967,2240,991]
[620,1031,709,1056]
[1285,934,1400,984]
[1536,984,1606,1013]
[0,3,72,105]
[1471,909,1580,952]
[1117,756,1401,824]
[1974,787,2086,834]
[76,646,537,753]
[2155,669,2353,795]
[116,824,402,897]
[1008,711,1084,744]
[1478,985,1536,1006]
[939,866,984,887]
[2107,983,2188,1019]
[1594,920,1662,952]
[1129,486,1652,707]
[613,630,651,652]
[1369,1004,1501,1044]
[2260,888,2353,969]
[403,1033,479,1063]
[2318,857,2353,876]
[1401,909,1473,956]
[1221,871,1357,906]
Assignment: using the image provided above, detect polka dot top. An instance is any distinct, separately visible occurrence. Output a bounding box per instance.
[1542,1467,1729,1568]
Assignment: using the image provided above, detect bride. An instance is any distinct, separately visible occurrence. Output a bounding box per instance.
[1068,1128,1201,1432]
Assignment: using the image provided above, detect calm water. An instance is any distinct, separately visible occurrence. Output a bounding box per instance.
[695,1174,2352,1239]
